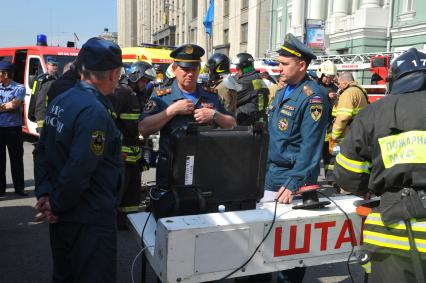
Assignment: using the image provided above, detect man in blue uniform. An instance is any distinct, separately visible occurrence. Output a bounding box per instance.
[139,44,236,188]
[34,38,123,283]
[265,33,329,283]
[0,61,26,197]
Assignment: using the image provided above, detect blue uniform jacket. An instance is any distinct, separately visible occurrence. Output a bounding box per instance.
[140,80,230,187]
[0,81,25,127]
[265,76,329,192]
[35,81,123,226]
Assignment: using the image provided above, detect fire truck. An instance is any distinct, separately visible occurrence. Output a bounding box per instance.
[307,52,397,103]
[121,43,174,84]
[0,38,79,136]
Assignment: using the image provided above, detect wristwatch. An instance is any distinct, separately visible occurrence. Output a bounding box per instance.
[213,110,220,122]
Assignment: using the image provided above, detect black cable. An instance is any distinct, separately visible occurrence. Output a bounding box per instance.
[218,199,279,281]
[218,187,291,281]
[140,211,152,283]
[317,190,356,283]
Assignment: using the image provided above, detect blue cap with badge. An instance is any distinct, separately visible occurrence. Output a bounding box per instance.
[170,44,205,68]
[277,33,317,63]
[79,37,123,71]
[0,61,14,72]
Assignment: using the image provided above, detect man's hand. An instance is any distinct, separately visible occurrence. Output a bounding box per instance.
[276,186,293,204]
[194,107,215,124]
[35,196,50,212]
[34,196,59,224]
[166,99,194,116]
[329,139,336,155]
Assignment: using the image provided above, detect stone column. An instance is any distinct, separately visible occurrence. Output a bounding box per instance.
[360,0,380,9]
[309,0,325,19]
[332,0,348,17]
[291,0,303,31]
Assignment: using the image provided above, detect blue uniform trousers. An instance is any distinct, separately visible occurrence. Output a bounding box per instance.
[0,126,24,194]
[49,222,117,283]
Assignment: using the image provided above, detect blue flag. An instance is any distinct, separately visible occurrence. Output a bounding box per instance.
[203,0,214,36]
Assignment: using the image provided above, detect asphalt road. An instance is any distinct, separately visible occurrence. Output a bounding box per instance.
[0,138,364,283]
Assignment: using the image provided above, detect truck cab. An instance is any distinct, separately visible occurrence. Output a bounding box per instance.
[0,45,79,135]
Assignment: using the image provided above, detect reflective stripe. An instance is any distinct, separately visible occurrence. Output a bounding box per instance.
[412,221,426,232]
[365,213,407,230]
[331,129,343,140]
[119,113,140,120]
[378,130,426,169]
[336,153,371,174]
[31,81,37,95]
[415,238,426,252]
[36,120,44,128]
[336,108,354,116]
[118,206,140,213]
[324,164,334,170]
[363,230,410,251]
[361,262,371,274]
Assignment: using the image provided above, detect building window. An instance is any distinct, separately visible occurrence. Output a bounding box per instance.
[191,28,197,42]
[241,22,248,43]
[241,0,249,9]
[224,0,230,17]
[276,15,282,48]
[192,0,198,19]
[223,29,229,44]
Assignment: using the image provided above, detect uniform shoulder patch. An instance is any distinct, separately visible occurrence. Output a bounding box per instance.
[310,104,323,122]
[303,85,314,97]
[156,88,172,97]
[90,131,105,156]
[143,100,157,113]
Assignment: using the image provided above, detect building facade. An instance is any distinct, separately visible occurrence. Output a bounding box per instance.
[270,0,426,55]
[117,0,272,59]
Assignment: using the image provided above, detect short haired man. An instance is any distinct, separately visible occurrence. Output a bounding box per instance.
[265,33,330,282]
[139,44,236,188]
[0,61,26,197]
[34,38,123,283]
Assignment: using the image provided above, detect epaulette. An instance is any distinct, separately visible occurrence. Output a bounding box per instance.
[156,87,172,97]
[303,85,314,97]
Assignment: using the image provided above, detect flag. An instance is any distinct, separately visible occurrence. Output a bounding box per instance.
[203,0,214,36]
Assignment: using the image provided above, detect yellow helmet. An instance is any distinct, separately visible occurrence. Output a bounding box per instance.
[316,60,337,78]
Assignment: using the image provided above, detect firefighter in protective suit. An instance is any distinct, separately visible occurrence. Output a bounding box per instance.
[330,72,369,149]
[205,53,237,114]
[315,60,339,184]
[334,48,426,283]
[232,53,269,125]
[109,61,156,229]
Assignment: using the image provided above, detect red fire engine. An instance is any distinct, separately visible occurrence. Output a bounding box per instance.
[0,37,79,136]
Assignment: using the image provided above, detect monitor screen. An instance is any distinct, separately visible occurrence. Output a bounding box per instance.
[168,124,268,213]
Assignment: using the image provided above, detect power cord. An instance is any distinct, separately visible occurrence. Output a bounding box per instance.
[218,188,292,281]
[131,211,152,283]
[131,244,154,283]
[317,190,356,283]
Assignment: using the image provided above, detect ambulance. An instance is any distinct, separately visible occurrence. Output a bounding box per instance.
[0,36,79,136]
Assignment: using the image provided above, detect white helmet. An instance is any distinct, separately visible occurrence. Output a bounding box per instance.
[316,60,337,78]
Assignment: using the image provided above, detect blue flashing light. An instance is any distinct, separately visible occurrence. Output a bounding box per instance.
[37,34,47,46]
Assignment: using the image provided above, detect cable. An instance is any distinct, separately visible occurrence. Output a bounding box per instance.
[134,211,152,283]
[317,190,356,283]
[218,188,292,281]
[131,244,155,283]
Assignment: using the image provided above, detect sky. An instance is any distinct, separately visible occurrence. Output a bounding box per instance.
[0,0,116,48]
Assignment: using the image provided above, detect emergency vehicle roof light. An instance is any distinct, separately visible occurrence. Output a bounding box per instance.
[37,34,48,46]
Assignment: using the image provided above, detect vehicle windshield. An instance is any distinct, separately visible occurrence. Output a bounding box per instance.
[44,55,77,76]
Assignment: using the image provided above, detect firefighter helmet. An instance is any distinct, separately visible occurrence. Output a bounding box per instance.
[232,53,255,73]
[206,53,230,81]
[316,60,337,78]
[389,48,426,94]
[126,61,156,83]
